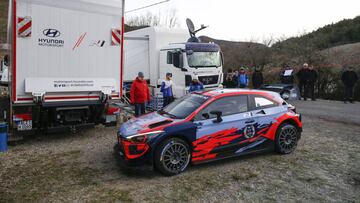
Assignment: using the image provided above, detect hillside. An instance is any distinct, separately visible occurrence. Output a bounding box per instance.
[200,36,270,70]
[273,16,360,51]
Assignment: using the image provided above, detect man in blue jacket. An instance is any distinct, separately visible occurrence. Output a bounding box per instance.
[160,72,174,107]
[238,68,249,88]
[189,79,204,92]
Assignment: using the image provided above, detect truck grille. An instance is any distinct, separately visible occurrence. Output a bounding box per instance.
[198,75,219,85]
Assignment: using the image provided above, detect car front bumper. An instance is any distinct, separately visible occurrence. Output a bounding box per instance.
[113,143,153,169]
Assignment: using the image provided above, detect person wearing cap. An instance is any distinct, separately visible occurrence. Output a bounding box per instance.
[237,67,249,88]
[341,66,358,103]
[130,72,150,117]
[189,79,204,92]
[160,72,174,107]
[296,63,310,100]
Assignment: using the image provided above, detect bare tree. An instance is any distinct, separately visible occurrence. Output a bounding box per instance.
[126,8,179,29]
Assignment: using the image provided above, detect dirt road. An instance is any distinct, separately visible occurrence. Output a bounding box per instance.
[0,100,359,202]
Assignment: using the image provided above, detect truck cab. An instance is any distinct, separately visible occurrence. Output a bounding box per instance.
[124,27,224,98]
[160,42,223,97]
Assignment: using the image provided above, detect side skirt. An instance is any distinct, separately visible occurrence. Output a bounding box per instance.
[192,139,274,165]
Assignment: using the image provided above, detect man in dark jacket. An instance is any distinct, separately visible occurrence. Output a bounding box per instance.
[296,63,310,100]
[225,69,237,88]
[307,65,318,101]
[252,67,263,89]
[130,72,151,117]
[341,66,358,103]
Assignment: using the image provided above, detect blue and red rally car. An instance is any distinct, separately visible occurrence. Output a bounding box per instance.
[114,89,302,175]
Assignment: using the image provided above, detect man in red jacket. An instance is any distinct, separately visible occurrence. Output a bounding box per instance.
[130,72,150,117]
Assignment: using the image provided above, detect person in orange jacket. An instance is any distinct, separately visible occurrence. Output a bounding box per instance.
[130,72,150,117]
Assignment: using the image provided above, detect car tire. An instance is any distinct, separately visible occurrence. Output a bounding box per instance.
[154,138,191,176]
[275,123,299,154]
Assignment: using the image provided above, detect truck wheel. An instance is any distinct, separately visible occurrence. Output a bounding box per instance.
[275,123,299,154]
[154,138,191,176]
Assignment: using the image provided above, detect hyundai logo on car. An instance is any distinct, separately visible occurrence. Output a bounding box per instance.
[43,29,61,38]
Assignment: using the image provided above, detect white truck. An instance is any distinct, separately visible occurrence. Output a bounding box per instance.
[2,0,124,135]
[124,27,224,97]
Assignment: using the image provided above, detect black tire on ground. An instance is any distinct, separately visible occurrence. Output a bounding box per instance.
[154,137,191,176]
[275,123,299,154]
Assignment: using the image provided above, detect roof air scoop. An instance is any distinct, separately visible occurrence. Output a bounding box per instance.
[186,18,208,43]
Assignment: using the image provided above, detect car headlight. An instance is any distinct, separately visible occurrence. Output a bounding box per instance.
[126,130,164,143]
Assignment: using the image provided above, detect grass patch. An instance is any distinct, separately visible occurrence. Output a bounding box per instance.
[231,170,260,181]
[0,149,135,202]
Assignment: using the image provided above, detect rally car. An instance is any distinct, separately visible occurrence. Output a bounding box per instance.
[114,89,302,176]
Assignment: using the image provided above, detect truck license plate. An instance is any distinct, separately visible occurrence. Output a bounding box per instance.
[17,120,32,131]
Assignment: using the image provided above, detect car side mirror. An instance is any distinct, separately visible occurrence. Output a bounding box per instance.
[202,113,210,120]
[210,110,222,123]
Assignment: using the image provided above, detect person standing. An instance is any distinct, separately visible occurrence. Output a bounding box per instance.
[130,72,150,117]
[189,79,204,92]
[225,68,236,88]
[280,65,295,84]
[237,68,249,88]
[307,65,318,101]
[341,66,358,103]
[296,63,310,100]
[160,72,174,107]
[252,67,264,89]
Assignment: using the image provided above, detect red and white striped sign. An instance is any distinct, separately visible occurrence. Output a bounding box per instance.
[111,28,121,46]
[17,16,32,37]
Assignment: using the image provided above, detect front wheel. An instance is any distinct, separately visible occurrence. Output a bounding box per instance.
[275,123,299,154]
[154,138,191,176]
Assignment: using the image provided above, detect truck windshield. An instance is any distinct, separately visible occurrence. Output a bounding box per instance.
[187,52,221,68]
[158,94,209,119]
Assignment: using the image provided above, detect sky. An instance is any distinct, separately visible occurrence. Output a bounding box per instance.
[125,0,360,42]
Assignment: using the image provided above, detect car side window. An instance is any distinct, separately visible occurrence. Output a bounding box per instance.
[195,95,248,120]
[254,96,276,108]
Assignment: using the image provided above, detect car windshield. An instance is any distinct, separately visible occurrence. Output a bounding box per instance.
[158,94,209,119]
[187,52,221,68]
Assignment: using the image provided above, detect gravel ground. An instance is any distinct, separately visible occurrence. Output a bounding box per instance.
[0,101,360,202]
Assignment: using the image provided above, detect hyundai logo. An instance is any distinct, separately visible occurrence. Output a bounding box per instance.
[43,29,61,38]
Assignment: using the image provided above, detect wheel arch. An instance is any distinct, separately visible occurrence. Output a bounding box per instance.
[280,118,302,132]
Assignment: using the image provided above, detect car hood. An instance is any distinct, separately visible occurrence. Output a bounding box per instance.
[119,112,180,137]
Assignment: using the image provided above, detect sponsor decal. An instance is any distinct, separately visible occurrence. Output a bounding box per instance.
[17,16,32,37]
[244,125,256,139]
[73,33,87,50]
[90,40,105,47]
[38,28,64,47]
[53,80,94,88]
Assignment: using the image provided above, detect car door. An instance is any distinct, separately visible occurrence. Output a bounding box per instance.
[248,94,285,140]
[192,95,253,162]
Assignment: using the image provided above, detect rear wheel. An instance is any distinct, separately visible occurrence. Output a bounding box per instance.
[154,138,191,176]
[275,123,299,154]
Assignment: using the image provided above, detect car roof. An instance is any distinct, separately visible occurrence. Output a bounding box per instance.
[193,88,283,103]
[195,88,275,96]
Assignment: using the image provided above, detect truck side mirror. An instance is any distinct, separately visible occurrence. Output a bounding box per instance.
[220,52,224,66]
[210,110,222,123]
[173,51,183,68]
[4,55,9,66]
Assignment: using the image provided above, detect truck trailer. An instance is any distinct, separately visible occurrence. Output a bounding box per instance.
[124,27,224,97]
[2,0,124,136]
